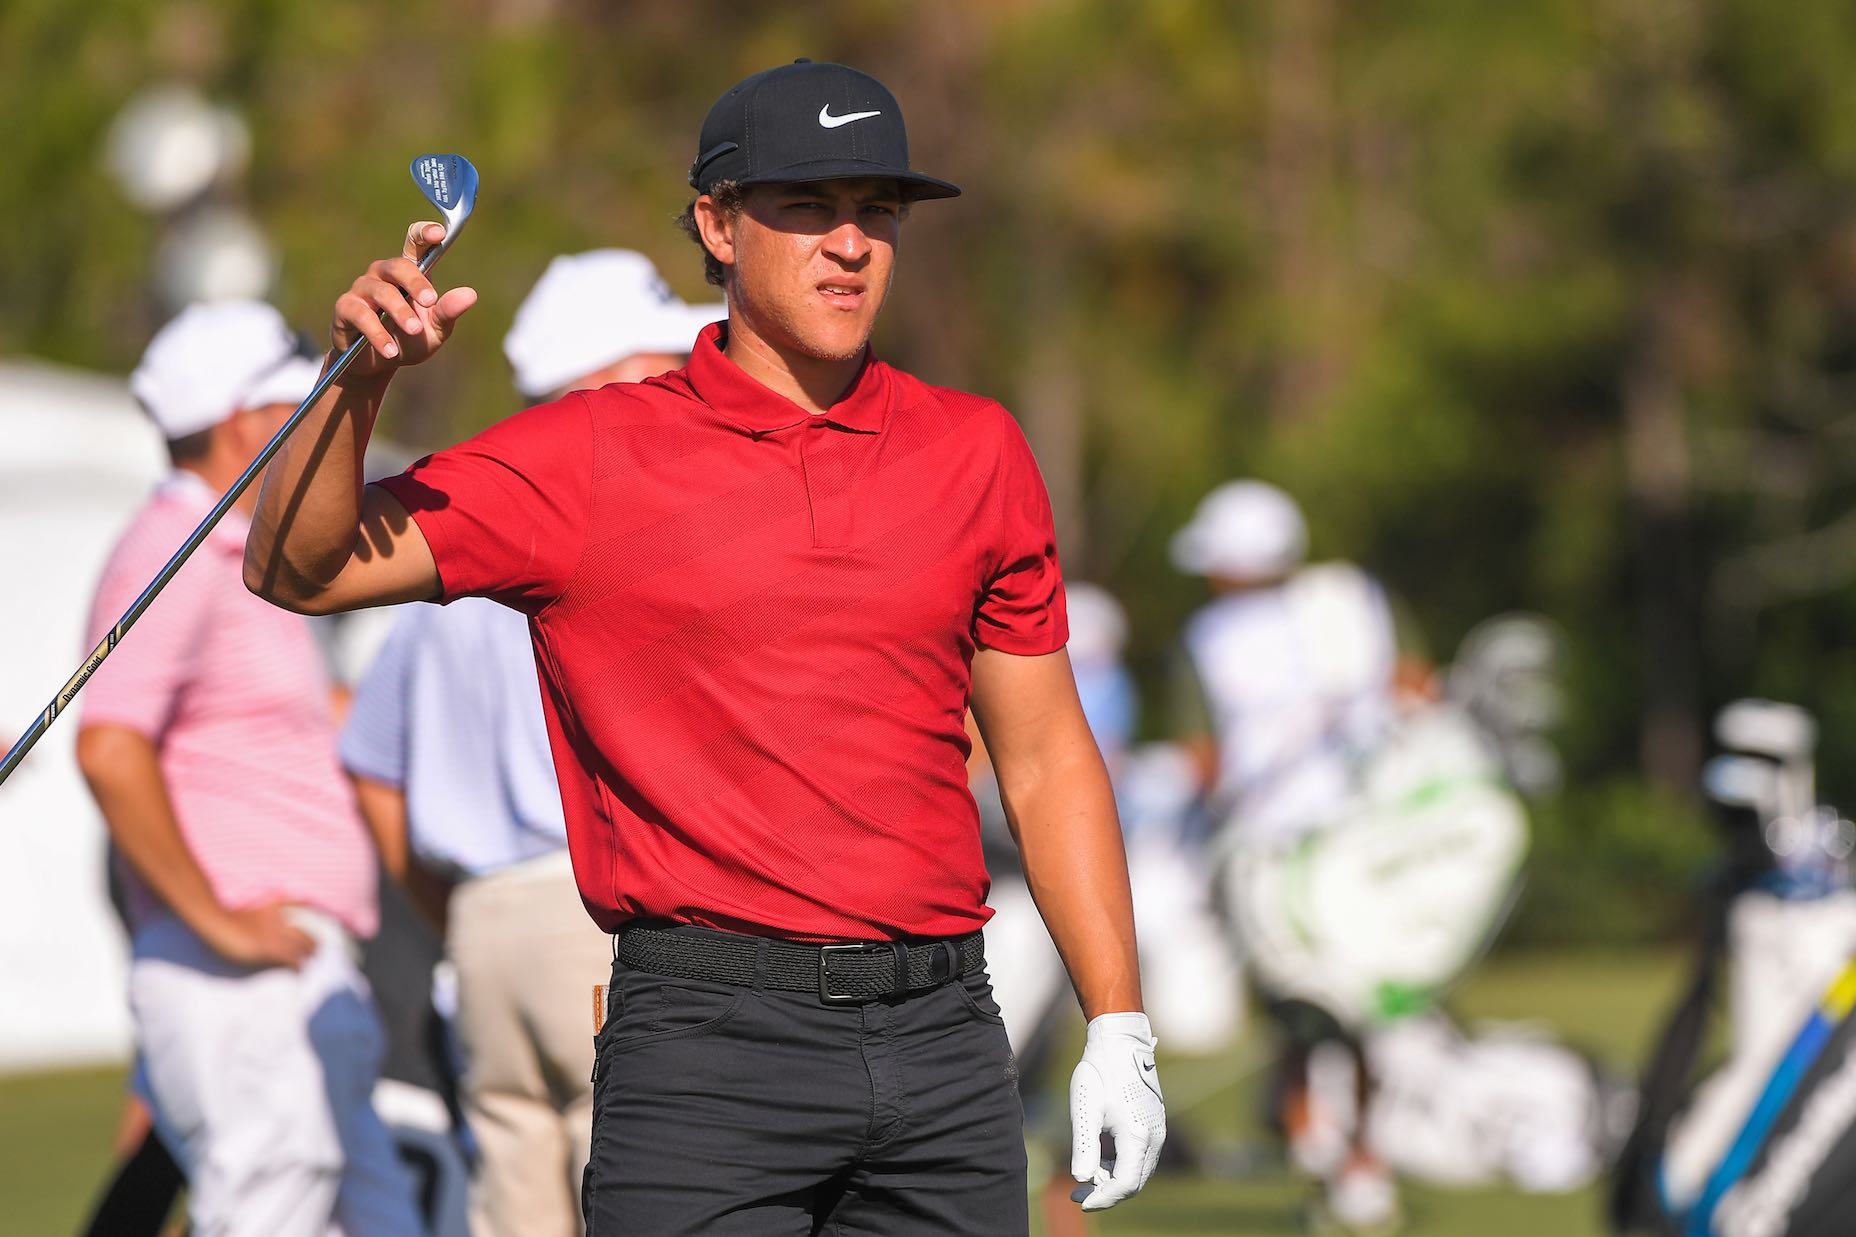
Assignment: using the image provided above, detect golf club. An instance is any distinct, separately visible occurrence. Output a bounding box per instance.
[1715,698,1817,822]
[0,153,479,789]
[1702,753,1782,824]
[1715,698,1816,763]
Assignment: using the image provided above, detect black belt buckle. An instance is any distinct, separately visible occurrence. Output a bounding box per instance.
[818,942,896,1005]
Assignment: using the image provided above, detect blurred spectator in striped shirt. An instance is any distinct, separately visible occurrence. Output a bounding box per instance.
[74,301,423,1237]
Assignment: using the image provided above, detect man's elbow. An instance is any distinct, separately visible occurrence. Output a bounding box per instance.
[242,551,336,615]
[75,725,149,794]
[73,728,111,788]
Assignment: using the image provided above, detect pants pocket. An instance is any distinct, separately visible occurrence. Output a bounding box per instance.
[609,974,748,1052]
[952,969,1008,1026]
[583,974,750,1236]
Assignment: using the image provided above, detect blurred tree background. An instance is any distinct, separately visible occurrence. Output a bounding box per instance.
[9,0,1856,944]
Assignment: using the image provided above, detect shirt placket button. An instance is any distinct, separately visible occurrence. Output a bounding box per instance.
[801,422,850,548]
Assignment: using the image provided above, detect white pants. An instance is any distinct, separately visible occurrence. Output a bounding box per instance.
[128,912,425,1237]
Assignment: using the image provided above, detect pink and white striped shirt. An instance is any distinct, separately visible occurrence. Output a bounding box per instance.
[80,472,377,938]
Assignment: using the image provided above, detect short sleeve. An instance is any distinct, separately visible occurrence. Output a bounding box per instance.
[972,415,1068,655]
[78,520,211,741]
[376,393,594,612]
[339,605,426,788]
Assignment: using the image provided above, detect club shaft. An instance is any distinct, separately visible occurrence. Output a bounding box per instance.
[0,250,441,788]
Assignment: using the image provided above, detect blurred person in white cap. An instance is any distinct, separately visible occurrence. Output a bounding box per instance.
[1170,480,1396,842]
[971,581,1137,1237]
[73,301,424,1237]
[340,250,721,1237]
[503,247,726,403]
[1170,479,1402,1233]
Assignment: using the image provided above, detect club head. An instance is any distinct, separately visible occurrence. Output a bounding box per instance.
[409,153,479,269]
[1715,698,1816,764]
[1703,753,1779,816]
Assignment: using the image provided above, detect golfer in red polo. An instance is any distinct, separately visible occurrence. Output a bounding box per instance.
[245,60,1163,1235]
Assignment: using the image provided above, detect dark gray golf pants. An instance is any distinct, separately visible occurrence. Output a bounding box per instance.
[583,951,1029,1236]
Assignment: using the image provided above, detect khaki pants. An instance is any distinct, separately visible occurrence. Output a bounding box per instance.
[449,852,612,1237]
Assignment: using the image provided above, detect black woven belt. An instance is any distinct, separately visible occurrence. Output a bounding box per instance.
[616,922,986,1006]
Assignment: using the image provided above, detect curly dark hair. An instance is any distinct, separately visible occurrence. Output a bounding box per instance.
[675,179,744,288]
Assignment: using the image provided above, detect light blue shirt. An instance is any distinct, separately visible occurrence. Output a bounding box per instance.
[340,597,567,878]
[1074,658,1137,768]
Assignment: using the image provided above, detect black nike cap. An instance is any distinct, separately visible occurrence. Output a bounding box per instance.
[689,59,961,202]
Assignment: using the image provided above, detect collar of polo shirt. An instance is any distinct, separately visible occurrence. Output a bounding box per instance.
[683,322,891,436]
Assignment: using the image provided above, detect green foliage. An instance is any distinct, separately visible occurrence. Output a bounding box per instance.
[1507,779,1719,947]
[10,1,1856,940]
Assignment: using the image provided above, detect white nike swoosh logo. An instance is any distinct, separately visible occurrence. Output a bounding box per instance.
[819,105,882,129]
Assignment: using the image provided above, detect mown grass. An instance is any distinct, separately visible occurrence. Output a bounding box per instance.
[0,947,1684,1236]
[1087,947,1685,1236]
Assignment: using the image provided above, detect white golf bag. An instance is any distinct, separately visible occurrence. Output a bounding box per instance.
[1215,703,1530,1028]
[1285,1011,1623,1193]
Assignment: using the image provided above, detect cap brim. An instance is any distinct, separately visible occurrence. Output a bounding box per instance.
[238,353,324,413]
[739,161,961,201]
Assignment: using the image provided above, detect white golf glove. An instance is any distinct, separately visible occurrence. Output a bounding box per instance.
[1069,1011,1166,1211]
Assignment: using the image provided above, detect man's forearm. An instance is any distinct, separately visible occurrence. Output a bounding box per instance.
[350,773,411,882]
[1008,754,1144,1020]
[77,728,230,938]
[349,773,452,934]
[243,364,390,604]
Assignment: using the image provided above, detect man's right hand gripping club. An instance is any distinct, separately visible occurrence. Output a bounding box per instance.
[245,221,474,615]
[334,221,477,376]
[1069,1010,1167,1211]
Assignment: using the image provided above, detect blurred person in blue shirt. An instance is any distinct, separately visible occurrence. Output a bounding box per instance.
[340,249,722,1237]
[976,580,1135,1237]
[1067,583,1138,777]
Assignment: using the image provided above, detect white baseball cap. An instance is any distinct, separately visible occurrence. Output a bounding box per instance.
[130,300,321,440]
[503,249,727,399]
[1170,480,1308,580]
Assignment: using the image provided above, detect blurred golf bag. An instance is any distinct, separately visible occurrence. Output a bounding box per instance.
[1213,615,1623,1191]
[1611,700,1856,1237]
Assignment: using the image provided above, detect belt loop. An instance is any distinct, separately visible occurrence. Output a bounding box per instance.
[753,936,772,990]
[936,940,959,983]
[888,942,910,996]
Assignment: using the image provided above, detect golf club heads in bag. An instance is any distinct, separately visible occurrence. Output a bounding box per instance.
[1611,699,1856,1236]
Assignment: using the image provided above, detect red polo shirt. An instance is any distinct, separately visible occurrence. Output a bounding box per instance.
[379,323,1067,940]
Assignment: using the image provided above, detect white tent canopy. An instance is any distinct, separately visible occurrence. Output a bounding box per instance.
[0,356,413,1074]
[0,358,166,1072]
